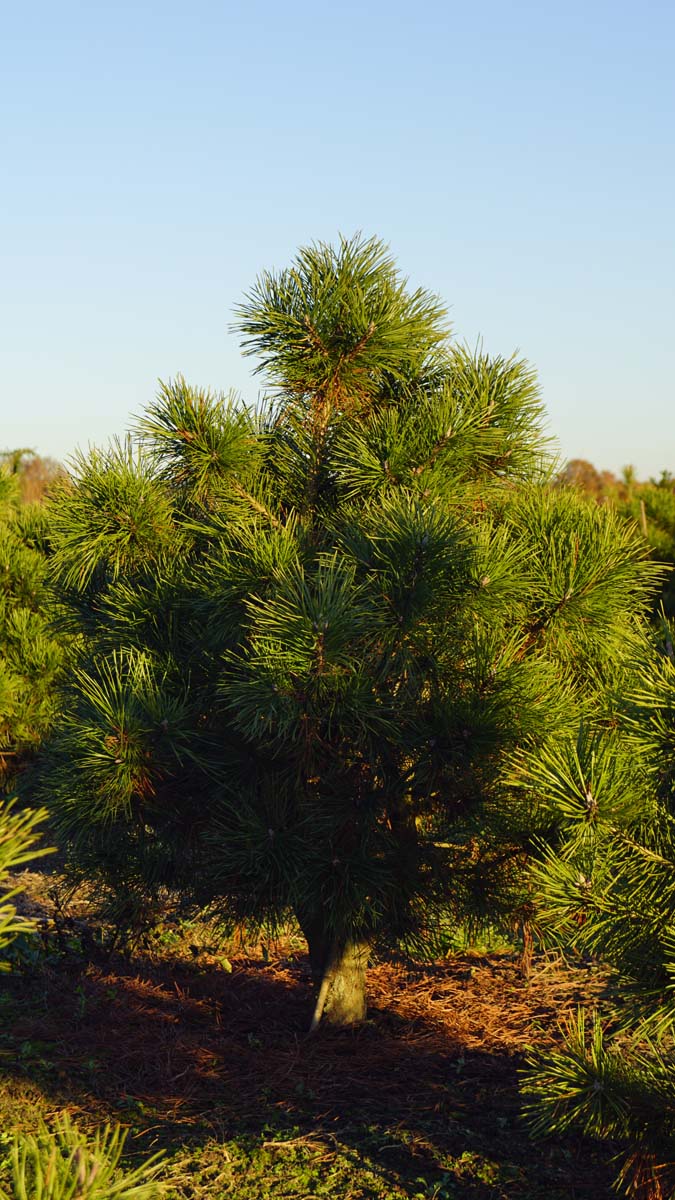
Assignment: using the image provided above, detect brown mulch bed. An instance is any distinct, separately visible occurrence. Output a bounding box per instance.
[0,869,618,1195]
[0,939,616,1195]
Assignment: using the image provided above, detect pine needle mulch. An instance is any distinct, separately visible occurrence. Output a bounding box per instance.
[0,933,616,1198]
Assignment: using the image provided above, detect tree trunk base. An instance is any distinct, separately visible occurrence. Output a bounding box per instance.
[297,911,369,1030]
[310,939,368,1030]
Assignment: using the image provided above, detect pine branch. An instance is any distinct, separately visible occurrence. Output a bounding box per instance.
[411,424,454,476]
[341,319,376,364]
[230,479,281,528]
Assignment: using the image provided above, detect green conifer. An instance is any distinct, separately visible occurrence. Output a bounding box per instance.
[0,465,65,789]
[520,617,675,1195]
[34,235,658,1027]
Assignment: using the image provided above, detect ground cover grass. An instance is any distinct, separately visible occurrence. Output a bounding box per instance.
[0,870,617,1199]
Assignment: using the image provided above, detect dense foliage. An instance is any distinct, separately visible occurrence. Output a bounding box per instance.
[519,615,675,1195]
[0,467,66,789]
[557,459,675,618]
[621,480,675,618]
[31,236,659,1031]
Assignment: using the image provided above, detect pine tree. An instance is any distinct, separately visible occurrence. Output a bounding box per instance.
[0,799,50,968]
[519,617,675,1196]
[620,477,675,618]
[0,464,65,790]
[33,235,658,1027]
[555,459,675,618]
[0,1113,164,1200]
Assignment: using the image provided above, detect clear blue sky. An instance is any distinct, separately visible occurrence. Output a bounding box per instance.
[2,0,673,477]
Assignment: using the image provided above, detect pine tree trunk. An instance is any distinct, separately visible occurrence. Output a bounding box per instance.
[297,912,368,1030]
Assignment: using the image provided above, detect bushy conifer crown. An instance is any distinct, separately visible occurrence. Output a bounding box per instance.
[33,237,660,970]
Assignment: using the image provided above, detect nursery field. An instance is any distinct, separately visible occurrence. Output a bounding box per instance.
[1,868,616,1200]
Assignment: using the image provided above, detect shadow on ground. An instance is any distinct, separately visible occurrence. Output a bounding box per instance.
[0,933,616,1200]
